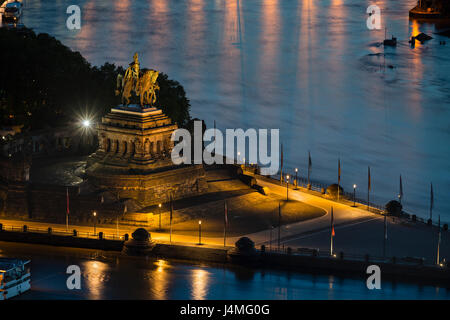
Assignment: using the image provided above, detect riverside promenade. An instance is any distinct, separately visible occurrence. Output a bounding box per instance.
[0,173,448,264]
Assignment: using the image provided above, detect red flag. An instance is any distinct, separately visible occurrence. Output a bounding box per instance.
[66,187,70,215]
[338,159,341,184]
[224,200,228,226]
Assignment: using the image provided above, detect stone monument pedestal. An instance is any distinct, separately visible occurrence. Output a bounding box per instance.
[86,105,207,207]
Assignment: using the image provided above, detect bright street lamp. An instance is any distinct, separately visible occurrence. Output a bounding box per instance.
[93,211,97,236]
[82,119,91,128]
[286,175,290,201]
[198,220,202,245]
[353,184,357,207]
[158,203,162,230]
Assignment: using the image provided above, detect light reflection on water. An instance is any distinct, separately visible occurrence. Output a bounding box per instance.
[21,1,450,220]
[3,241,448,300]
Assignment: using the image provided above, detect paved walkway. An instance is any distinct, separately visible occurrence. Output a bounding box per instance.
[1,176,446,263]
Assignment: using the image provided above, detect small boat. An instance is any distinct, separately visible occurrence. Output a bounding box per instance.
[0,258,31,300]
[2,1,23,23]
[383,36,397,47]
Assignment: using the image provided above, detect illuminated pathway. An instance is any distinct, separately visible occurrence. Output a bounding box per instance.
[0,176,448,262]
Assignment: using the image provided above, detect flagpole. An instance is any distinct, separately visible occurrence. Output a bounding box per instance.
[213,120,216,157]
[383,214,387,258]
[330,207,334,256]
[399,175,403,205]
[430,182,434,222]
[66,187,69,232]
[278,202,281,251]
[223,200,227,247]
[337,159,341,202]
[437,215,441,265]
[169,194,173,243]
[280,143,283,184]
[308,151,311,187]
[367,166,371,211]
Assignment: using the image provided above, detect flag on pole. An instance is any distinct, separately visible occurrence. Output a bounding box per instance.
[437,214,441,265]
[367,166,371,211]
[169,193,173,242]
[170,194,173,223]
[331,207,335,237]
[308,151,312,185]
[66,187,70,231]
[399,175,403,202]
[213,120,216,155]
[338,158,341,184]
[66,187,70,215]
[330,206,335,255]
[280,143,283,183]
[430,182,434,219]
[224,200,228,226]
[337,158,341,201]
[224,200,228,247]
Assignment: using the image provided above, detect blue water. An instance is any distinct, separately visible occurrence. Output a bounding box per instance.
[2,242,448,300]
[21,0,450,222]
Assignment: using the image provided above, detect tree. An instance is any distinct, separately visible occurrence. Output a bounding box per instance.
[0,27,191,130]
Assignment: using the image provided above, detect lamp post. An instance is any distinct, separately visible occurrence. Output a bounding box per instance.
[158,203,162,230]
[295,168,298,189]
[353,184,357,207]
[198,220,202,245]
[93,211,97,236]
[286,175,290,201]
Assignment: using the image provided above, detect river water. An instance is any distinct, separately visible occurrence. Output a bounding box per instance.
[1,242,448,300]
[11,0,450,299]
[21,0,450,221]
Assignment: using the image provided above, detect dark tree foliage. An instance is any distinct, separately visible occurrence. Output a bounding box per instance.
[155,72,191,127]
[385,200,403,216]
[0,27,191,129]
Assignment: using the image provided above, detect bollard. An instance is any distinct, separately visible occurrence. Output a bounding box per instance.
[427,219,432,226]
[124,233,129,241]
[99,232,103,240]
[261,245,265,253]
[23,225,27,233]
[412,214,417,222]
[73,229,77,237]
[444,224,448,232]
[287,247,292,255]
[48,227,52,235]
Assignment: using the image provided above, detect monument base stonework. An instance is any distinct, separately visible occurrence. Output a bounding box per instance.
[85,105,207,207]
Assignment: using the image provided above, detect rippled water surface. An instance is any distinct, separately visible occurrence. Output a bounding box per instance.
[21,0,450,221]
[1,242,448,300]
